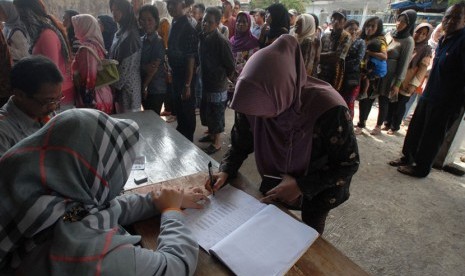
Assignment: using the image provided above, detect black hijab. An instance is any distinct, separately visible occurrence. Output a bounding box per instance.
[266,3,290,40]
[392,9,417,39]
[108,0,141,62]
[98,15,117,52]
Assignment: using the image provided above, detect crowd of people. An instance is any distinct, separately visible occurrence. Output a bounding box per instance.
[0,0,465,273]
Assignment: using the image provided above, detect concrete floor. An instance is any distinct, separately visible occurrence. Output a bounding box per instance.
[169,103,465,276]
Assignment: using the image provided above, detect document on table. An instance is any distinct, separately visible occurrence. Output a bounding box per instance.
[183,185,265,250]
[183,185,319,276]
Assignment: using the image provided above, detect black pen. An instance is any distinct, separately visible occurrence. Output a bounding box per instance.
[208,161,214,196]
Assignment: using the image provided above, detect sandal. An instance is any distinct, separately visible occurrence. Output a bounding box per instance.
[203,144,221,155]
[388,158,410,167]
[198,135,213,143]
[381,125,390,131]
[166,115,177,123]
[387,129,397,135]
[370,126,381,135]
[397,165,428,178]
[354,126,363,135]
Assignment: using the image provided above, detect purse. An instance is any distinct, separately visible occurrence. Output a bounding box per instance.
[76,46,120,89]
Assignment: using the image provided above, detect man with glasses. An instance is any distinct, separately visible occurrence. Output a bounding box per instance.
[0,56,63,157]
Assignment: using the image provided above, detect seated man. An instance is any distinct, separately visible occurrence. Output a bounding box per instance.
[0,55,63,157]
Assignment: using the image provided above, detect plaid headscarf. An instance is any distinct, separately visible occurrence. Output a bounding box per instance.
[0,109,140,272]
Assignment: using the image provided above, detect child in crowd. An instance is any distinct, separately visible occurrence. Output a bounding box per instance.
[359,39,387,99]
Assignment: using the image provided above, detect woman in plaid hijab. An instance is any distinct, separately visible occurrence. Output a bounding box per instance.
[0,109,202,275]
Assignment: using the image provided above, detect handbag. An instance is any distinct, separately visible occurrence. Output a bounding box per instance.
[76,46,119,89]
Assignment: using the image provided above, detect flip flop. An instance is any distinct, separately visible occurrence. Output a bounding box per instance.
[198,135,213,143]
[203,144,221,155]
[397,165,428,178]
[388,158,410,167]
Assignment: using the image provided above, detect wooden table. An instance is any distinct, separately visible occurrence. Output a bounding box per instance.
[114,111,217,190]
[119,111,368,276]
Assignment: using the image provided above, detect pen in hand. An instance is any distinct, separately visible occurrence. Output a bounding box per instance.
[208,161,214,196]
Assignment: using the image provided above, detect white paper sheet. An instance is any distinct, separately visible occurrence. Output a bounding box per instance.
[210,204,319,276]
[183,185,266,251]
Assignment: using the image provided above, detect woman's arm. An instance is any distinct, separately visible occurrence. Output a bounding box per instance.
[408,53,432,92]
[133,210,198,276]
[219,112,254,178]
[130,188,198,276]
[296,106,359,200]
[312,39,321,77]
[356,39,366,63]
[394,38,415,86]
[366,50,387,60]
[116,193,158,225]
[141,39,165,93]
[300,39,313,75]
[366,36,388,60]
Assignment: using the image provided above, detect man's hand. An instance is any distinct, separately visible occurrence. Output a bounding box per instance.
[181,86,191,100]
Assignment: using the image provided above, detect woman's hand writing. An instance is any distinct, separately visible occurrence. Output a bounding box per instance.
[205,172,229,194]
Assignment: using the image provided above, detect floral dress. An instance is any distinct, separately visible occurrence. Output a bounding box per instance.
[228,48,259,101]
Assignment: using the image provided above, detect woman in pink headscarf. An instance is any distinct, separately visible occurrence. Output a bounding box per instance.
[228,11,259,104]
[72,14,114,114]
[208,35,359,234]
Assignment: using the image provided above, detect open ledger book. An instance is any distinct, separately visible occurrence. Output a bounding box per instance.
[183,185,319,276]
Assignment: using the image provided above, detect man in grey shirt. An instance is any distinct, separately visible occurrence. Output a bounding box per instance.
[0,56,64,157]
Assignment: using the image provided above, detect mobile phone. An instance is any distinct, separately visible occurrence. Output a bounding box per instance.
[134,175,148,185]
[259,175,282,195]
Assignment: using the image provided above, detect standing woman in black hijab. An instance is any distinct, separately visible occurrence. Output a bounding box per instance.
[98,14,118,53]
[258,3,289,48]
[369,9,416,135]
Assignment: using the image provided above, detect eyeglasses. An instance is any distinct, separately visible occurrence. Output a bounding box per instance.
[29,95,65,108]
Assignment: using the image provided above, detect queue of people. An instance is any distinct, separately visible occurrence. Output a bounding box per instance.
[0,0,465,273]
